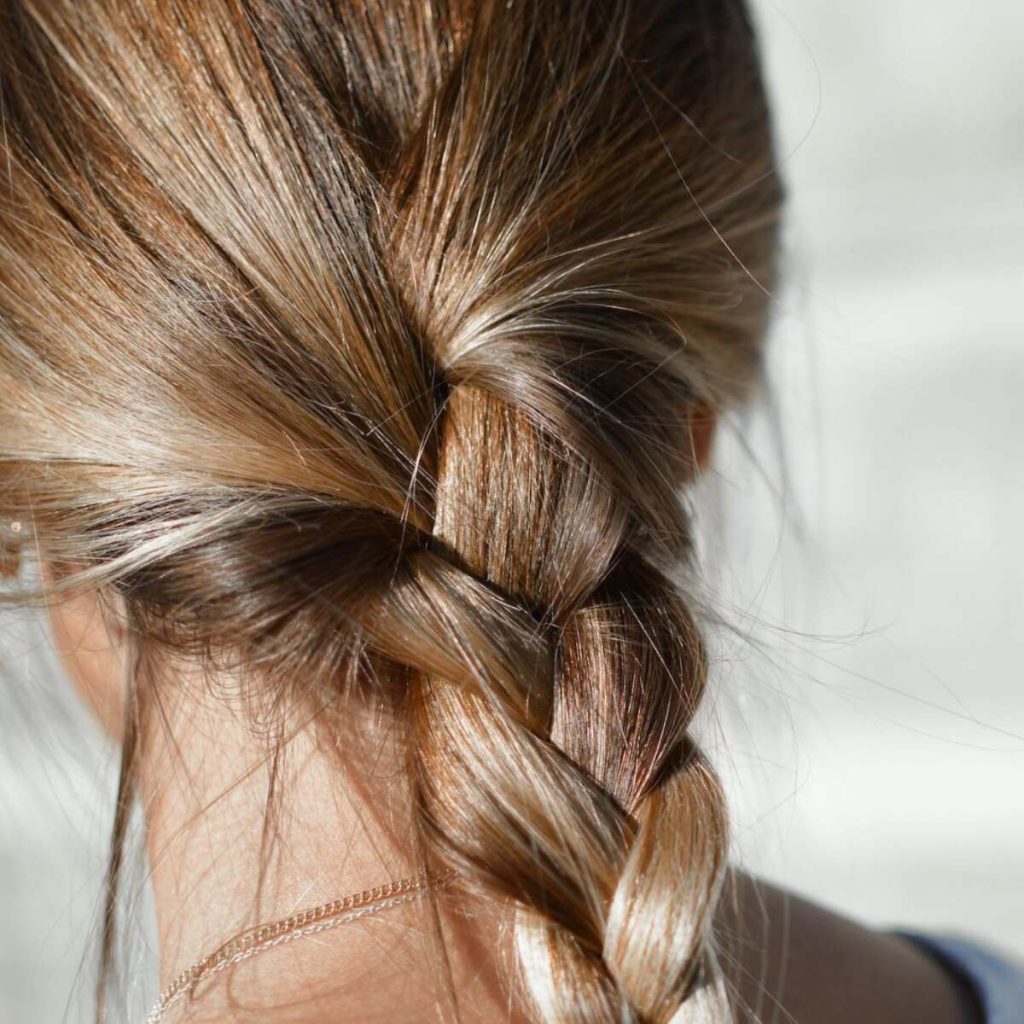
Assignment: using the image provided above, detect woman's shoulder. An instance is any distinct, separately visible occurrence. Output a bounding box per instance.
[893,930,1024,1024]
[717,873,1003,1024]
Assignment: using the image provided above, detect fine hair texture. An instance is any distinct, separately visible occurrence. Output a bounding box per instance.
[0,1,783,1022]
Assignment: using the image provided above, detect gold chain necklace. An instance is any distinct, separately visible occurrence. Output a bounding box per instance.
[144,870,454,1024]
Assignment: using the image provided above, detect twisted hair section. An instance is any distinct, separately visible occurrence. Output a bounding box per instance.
[0,0,782,1020]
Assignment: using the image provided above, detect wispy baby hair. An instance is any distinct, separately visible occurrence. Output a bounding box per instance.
[0,0,783,1020]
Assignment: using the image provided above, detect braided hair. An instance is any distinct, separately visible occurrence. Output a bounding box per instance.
[0,0,782,1020]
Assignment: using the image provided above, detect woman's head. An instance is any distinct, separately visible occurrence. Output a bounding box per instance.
[0,1,782,1020]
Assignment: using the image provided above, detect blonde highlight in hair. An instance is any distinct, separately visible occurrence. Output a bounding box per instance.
[0,0,783,1020]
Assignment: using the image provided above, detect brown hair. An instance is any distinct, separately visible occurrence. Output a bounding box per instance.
[0,0,783,1020]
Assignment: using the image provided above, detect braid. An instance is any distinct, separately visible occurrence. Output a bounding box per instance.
[370,379,730,1023]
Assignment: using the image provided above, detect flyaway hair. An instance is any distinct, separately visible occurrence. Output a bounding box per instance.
[0,1,783,1020]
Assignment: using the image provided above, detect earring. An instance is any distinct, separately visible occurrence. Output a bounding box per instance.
[0,518,25,579]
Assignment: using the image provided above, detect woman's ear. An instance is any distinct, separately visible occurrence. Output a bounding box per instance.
[688,400,717,473]
[42,565,128,743]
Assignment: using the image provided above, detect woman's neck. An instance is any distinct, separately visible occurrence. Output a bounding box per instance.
[140,678,521,1023]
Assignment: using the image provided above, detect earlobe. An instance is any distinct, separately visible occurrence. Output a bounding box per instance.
[688,401,717,473]
[0,518,26,578]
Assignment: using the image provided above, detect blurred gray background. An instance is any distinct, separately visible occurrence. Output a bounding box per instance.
[2,2,1023,1021]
